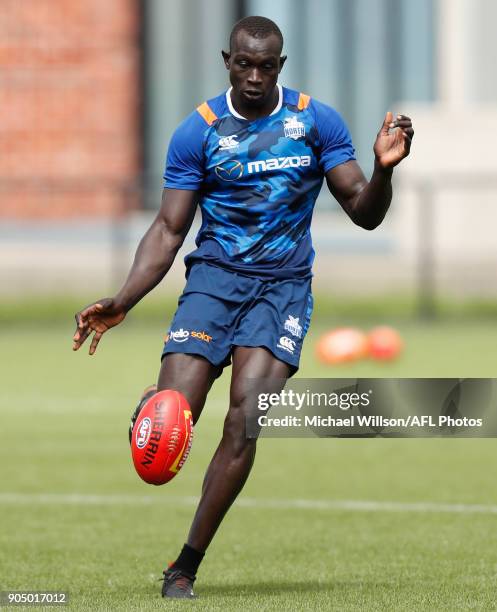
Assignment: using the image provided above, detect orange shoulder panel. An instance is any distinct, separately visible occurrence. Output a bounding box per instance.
[196,101,217,126]
[297,92,311,110]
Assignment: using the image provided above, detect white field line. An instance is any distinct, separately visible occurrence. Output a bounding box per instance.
[1,493,497,515]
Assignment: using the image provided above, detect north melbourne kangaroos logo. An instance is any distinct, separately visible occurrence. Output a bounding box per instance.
[284,116,305,140]
[284,315,302,338]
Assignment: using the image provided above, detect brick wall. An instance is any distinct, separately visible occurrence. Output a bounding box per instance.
[0,0,141,218]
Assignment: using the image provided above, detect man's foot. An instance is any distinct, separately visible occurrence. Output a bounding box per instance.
[161,567,196,599]
[128,384,157,444]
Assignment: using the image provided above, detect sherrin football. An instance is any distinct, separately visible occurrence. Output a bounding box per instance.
[131,390,193,485]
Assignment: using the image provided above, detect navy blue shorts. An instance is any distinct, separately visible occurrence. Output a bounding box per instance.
[162,262,313,374]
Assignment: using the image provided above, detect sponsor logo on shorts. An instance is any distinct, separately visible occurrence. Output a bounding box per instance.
[135,417,152,449]
[169,329,212,344]
[284,314,302,338]
[277,336,296,354]
[170,328,190,342]
[191,331,213,343]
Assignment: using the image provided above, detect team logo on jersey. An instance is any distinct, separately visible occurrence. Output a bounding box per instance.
[284,315,302,338]
[219,135,239,151]
[277,336,296,354]
[284,116,306,140]
[215,159,243,181]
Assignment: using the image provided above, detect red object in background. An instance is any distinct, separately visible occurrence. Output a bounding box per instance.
[316,327,369,364]
[131,390,193,486]
[368,326,404,361]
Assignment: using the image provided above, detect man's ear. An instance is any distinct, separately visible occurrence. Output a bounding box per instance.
[279,55,287,72]
[221,50,231,69]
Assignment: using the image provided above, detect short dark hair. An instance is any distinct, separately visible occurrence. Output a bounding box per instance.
[229,16,284,53]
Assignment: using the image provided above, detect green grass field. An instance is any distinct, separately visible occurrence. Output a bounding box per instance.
[1,311,497,610]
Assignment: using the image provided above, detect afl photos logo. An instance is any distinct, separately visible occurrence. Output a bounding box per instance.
[215,159,243,181]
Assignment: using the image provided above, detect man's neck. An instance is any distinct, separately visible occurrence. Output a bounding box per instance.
[229,85,280,121]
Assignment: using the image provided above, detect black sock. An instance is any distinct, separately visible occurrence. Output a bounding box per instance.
[172,543,205,576]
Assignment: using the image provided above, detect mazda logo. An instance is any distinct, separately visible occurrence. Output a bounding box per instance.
[215,159,243,181]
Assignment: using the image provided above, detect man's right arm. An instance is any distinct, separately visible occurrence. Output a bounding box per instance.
[114,188,197,312]
[73,188,197,354]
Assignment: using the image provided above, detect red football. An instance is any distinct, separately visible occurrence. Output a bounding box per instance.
[368,326,403,361]
[131,390,193,485]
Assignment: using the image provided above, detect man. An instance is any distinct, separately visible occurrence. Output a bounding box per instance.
[72,16,413,599]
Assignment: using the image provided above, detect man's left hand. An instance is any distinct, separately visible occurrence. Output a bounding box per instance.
[374,112,414,169]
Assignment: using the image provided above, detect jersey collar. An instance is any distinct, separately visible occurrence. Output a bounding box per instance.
[226,83,283,120]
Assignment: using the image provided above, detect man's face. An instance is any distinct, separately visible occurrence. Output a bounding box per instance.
[222,31,286,108]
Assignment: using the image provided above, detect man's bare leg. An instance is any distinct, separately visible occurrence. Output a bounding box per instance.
[159,348,289,597]
[185,346,290,552]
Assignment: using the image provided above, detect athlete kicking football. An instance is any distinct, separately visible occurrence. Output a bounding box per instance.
[72,16,413,599]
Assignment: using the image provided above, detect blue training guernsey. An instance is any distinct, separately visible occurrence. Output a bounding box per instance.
[163,84,355,279]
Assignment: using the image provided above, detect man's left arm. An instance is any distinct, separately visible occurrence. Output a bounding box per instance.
[326,112,414,230]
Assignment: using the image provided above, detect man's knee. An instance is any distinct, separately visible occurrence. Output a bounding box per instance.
[222,388,256,458]
[223,347,290,456]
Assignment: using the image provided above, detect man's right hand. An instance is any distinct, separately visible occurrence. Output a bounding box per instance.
[72,298,126,355]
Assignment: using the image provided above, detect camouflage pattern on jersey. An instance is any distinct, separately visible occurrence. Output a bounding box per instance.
[164,86,355,278]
